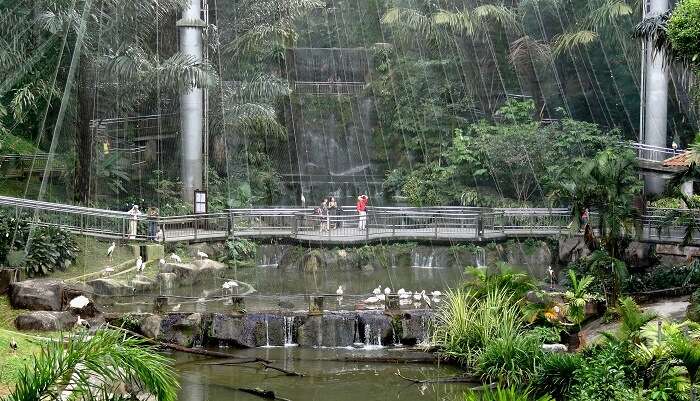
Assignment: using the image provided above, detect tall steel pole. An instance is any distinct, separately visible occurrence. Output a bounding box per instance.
[643,0,670,194]
[178,0,205,202]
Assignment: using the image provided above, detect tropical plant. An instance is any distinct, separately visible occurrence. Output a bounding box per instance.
[219,238,258,267]
[610,297,657,343]
[549,147,642,260]
[5,329,179,401]
[463,386,554,401]
[477,331,544,388]
[532,353,583,400]
[464,264,535,300]
[564,270,595,327]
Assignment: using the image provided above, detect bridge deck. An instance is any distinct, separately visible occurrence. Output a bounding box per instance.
[0,195,695,246]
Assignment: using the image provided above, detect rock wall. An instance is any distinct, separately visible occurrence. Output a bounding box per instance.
[106,309,434,348]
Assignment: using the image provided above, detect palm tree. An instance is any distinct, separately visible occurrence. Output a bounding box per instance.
[5,329,179,401]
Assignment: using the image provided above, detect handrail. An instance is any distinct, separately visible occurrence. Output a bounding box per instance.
[0,195,698,244]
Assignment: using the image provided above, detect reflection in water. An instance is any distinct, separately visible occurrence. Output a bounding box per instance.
[175,347,472,401]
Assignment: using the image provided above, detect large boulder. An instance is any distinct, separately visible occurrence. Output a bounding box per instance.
[67,295,100,318]
[209,313,286,347]
[87,279,134,296]
[140,315,162,339]
[10,280,64,311]
[131,276,156,294]
[400,310,433,345]
[159,313,204,347]
[15,311,77,331]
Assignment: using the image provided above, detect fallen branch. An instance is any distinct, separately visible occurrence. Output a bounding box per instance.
[207,361,304,377]
[238,387,291,401]
[395,369,481,384]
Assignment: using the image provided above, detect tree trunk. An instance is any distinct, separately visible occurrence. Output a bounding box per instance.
[74,58,94,204]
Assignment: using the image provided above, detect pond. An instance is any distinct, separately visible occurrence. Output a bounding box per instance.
[104,261,467,314]
[175,347,473,401]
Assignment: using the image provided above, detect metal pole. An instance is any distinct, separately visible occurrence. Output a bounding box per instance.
[178,0,205,202]
[643,0,670,194]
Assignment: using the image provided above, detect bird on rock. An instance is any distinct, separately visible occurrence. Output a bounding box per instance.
[169,253,182,263]
[75,315,90,330]
[336,286,344,296]
[172,304,181,312]
[135,256,144,274]
[159,258,166,269]
[197,251,208,260]
[384,287,392,295]
[372,286,382,295]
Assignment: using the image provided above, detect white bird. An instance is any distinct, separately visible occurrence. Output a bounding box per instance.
[377,294,386,302]
[431,291,442,298]
[397,288,406,295]
[222,280,238,294]
[172,304,181,312]
[169,253,182,263]
[197,251,208,260]
[103,267,114,277]
[159,258,166,268]
[421,291,432,308]
[301,193,306,208]
[364,296,379,304]
[106,242,116,260]
[135,256,144,274]
[372,286,382,295]
[673,141,678,150]
[384,287,392,295]
[69,296,90,309]
[336,286,344,296]
[413,292,422,301]
[75,315,90,330]
[9,337,17,352]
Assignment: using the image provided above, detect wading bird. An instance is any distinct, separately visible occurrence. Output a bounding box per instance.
[106,242,116,262]
[172,304,181,312]
[75,315,90,330]
[135,257,144,274]
[9,337,17,352]
[336,286,344,296]
[197,251,208,260]
[384,287,391,295]
[169,253,182,263]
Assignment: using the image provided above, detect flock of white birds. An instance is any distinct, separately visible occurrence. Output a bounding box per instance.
[102,241,206,277]
[336,285,442,308]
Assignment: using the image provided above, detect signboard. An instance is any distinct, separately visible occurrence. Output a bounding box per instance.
[194,190,207,214]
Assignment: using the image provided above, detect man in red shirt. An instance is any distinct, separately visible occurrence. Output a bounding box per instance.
[356,195,368,230]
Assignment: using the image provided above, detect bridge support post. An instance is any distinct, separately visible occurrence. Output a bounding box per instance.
[641,0,670,195]
[153,296,168,314]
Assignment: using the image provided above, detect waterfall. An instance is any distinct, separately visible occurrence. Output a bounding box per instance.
[411,252,434,269]
[475,247,486,268]
[363,323,382,348]
[284,316,297,346]
[264,316,271,347]
[417,315,430,346]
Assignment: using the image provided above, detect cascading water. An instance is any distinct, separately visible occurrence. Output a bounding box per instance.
[363,323,382,348]
[475,247,486,268]
[284,316,296,346]
[264,316,271,347]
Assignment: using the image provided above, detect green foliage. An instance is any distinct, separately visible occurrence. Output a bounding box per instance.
[626,262,700,292]
[564,270,595,327]
[464,264,535,300]
[568,342,639,401]
[6,329,179,401]
[613,297,657,343]
[0,212,78,276]
[400,163,459,206]
[667,0,700,64]
[478,332,544,388]
[220,238,258,266]
[463,387,553,401]
[532,353,582,400]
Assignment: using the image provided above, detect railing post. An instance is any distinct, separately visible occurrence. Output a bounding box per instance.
[434,213,438,239]
[476,213,482,239]
[292,214,298,238]
[227,212,232,238]
[365,213,370,242]
[194,216,198,240]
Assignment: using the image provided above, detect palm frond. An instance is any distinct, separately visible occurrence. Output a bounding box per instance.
[553,30,598,55]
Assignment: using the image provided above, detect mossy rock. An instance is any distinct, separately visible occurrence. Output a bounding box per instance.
[687,289,700,322]
[143,244,164,261]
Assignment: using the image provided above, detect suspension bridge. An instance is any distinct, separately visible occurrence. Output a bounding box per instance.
[0,195,695,246]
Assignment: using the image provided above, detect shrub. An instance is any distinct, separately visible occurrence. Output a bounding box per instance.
[477,333,544,388]
[219,238,258,266]
[432,289,524,367]
[0,212,78,276]
[532,353,582,400]
[464,387,553,401]
[668,0,700,64]
[569,342,638,401]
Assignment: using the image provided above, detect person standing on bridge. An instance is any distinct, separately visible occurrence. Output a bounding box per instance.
[328,196,338,229]
[357,195,368,230]
[127,204,142,239]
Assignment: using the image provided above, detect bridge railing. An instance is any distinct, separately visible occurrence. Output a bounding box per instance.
[629,142,682,162]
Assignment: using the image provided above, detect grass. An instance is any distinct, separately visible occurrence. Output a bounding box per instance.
[0,133,40,156]
[0,296,56,395]
[52,236,136,280]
